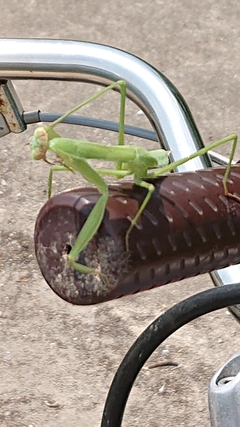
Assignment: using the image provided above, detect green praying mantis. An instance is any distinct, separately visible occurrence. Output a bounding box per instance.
[30,79,239,280]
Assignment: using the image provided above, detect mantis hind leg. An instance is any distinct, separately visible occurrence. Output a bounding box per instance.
[125,178,155,252]
[221,134,240,201]
[149,133,239,201]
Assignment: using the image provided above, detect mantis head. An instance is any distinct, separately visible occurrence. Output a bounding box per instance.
[30,126,59,161]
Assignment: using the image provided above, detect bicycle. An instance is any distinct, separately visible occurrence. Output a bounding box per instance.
[1,39,240,426]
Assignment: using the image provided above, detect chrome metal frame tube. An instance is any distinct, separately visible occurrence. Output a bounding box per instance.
[0,38,209,166]
[0,38,238,294]
[209,349,240,427]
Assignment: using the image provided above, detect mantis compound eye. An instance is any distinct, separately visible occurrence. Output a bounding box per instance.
[30,127,49,160]
[34,167,240,305]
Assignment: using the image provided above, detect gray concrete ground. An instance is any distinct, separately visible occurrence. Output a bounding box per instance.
[1,1,240,426]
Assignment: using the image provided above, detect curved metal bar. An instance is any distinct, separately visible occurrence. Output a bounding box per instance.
[0,38,237,298]
[0,38,209,168]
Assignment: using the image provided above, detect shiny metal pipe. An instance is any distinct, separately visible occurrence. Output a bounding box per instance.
[0,39,209,168]
[0,38,237,294]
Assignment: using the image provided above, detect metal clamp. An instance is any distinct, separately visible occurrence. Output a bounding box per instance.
[0,79,26,137]
[209,349,240,427]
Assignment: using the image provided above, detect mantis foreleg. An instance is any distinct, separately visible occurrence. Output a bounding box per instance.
[68,191,108,276]
[52,156,109,278]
